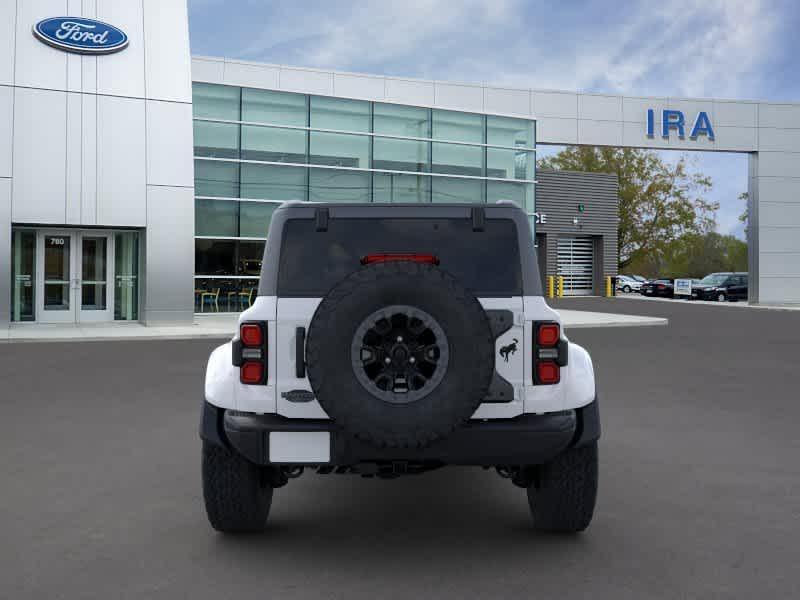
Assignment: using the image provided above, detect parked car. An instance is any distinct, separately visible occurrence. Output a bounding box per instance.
[616,274,642,293]
[640,279,674,298]
[691,272,748,302]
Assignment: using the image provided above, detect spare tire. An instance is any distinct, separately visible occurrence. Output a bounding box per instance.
[305,261,494,449]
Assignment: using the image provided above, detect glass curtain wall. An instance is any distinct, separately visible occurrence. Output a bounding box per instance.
[192,83,536,312]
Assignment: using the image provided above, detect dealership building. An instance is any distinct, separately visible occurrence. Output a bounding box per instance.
[2,2,799,330]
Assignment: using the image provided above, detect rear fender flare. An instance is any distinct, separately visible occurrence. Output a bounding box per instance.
[562,341,595,411]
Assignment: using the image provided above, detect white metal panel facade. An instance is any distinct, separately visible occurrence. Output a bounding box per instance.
[1,0,195,328]
[11,87,68,224]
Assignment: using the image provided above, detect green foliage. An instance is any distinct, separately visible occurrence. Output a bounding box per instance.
[738,191,749,235]
[538,146,718,270]
[624,232,748,278]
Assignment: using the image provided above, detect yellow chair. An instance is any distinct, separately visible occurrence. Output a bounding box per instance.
[238,287,255,309]
[226,288,240,311]
[200,288,220,312]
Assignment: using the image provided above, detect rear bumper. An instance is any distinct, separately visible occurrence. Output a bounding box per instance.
[200,399,600,467]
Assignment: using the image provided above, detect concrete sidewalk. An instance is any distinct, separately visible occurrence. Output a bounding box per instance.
[3,309,667,343]
[615,293,800,311]
[556,309,667,329]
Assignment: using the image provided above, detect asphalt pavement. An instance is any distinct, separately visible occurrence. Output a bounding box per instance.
[1,297,798,599]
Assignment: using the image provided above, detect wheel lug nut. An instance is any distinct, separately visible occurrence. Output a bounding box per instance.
[384,357,391,364]
[409,357,416,363]
[397,336,403,342]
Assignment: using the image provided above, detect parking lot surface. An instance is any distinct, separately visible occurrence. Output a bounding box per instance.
[2,298,799,599]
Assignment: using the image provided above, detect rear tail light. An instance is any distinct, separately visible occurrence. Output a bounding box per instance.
[240,323,263,347]
[240,361,264,385]
[533,322,568,385]
[233,322,268,385]
[361,253,439,265]
[536,361,560,385]
[537,323,560,346]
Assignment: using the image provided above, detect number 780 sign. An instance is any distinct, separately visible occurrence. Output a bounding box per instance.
[646,109,715,141]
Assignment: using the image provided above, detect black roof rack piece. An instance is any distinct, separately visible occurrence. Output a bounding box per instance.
[315,207,329,232]
[472,206,485,231]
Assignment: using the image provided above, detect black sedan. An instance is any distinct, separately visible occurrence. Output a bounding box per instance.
[640,279,674,298]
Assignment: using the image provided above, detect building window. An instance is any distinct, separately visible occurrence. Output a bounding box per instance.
[195,239,237,276]
[193,83,240,121]
[241,125,306,163]
[374,103,429,137]
[487,115,534,148]
[195,198,239,237]
[239,201,279,238]
[195,160,239,198]
[193,121,239,159]
[193,83,537,312]
[240,163,306,202]
[431,177,483,203]
[373,173,430,203]
[373,137,428,172]
[487,180,533,210]
[309,168,370,203]
[309,131,370,168]
[431,142,483,176]
[242,88,307,126]
[432,109,484,143]
[487,148,533,180]
[310,96,369,131]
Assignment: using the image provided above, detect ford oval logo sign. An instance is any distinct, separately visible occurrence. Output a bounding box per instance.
[33,17,128,55]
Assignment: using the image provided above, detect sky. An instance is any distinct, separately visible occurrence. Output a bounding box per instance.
[188,0,800,239]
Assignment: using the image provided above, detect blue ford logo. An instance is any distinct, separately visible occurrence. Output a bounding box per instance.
[33,17,128,54]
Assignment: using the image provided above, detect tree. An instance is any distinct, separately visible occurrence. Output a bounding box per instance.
[738,191,749,236]
[538,147,718,271]
[624,232,747,278]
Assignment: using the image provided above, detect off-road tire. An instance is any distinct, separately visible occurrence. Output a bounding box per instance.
[202,441,273,533]
[527,442,598,533]
[305,261,495,449]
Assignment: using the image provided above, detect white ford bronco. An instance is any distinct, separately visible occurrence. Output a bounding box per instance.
[201,202,600,533]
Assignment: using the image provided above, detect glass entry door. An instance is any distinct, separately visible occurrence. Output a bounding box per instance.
[79,234,113,322]
[36,231,114,323]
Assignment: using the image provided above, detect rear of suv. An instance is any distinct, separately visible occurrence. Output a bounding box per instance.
[200,202,600,534]
[692,272,748,302]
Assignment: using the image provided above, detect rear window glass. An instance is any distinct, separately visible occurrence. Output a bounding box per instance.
[277,217,522,297]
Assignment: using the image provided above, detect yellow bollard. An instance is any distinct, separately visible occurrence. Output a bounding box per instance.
[606,276,613,297]
[547,275,555,298]
[557,276,564,298]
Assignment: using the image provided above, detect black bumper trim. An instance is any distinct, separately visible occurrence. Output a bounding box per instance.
[573,397,601,447]
[201,398,600,467]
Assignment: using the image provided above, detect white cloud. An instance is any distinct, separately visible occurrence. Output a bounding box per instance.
[208,0,780,99]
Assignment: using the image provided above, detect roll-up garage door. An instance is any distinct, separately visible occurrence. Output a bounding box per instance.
[557,236,594,296]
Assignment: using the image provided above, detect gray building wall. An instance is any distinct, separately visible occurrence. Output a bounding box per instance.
[535,169,619,293]
[0,0,195,327]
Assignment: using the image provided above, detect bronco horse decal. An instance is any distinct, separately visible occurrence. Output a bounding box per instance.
[499,338,518,362]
